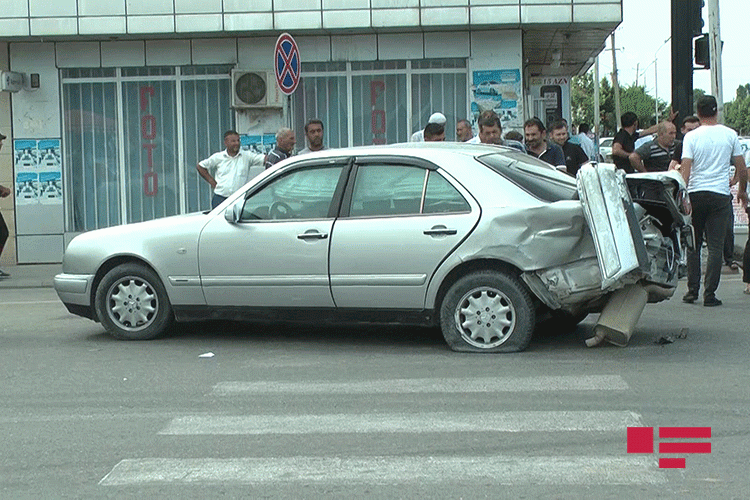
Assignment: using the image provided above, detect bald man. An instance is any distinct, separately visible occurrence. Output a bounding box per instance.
[629,121,677,172]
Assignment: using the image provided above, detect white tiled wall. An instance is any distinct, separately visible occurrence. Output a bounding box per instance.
[0,43,15,266]
[0,0,621,37]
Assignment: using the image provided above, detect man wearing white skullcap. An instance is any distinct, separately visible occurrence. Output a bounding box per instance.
[410,112,447,142]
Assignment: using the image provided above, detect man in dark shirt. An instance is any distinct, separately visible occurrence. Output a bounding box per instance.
[668,115,700,171]
[524,117,565,167]
[611,112,640,173]
[629,121,677,172]
[549,120,589,176]
[612,111,675,173]
[264,127,296,169]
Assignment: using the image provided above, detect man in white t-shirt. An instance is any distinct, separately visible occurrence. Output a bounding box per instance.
[197,130,265,209]
[681,95,748,306]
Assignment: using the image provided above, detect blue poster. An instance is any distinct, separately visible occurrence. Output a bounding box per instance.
[13,138,63,205]
[240,134,277,155]
[471,69,523,131]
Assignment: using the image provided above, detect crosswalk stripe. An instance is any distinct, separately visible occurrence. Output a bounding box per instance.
[99,456,666,486]
[212,375,629,395]
[159,410,641,435]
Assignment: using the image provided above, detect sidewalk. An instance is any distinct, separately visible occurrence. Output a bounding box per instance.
[0,263,63,289]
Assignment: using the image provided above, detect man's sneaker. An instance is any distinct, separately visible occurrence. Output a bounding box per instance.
[682,291,698,303]
[0,269,9,279]
[704,296,723,307]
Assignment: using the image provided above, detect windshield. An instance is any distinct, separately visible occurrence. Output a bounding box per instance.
[477,151,578,203]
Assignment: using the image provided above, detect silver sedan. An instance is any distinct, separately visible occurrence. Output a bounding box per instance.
[54,143,692,352]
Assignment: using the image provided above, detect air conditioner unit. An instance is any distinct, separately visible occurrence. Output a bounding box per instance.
[231,70,284,109]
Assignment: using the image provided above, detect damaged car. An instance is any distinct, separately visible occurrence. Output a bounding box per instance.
[54,143,692,352]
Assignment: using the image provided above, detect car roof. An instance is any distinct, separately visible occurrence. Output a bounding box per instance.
[287,142,516,164]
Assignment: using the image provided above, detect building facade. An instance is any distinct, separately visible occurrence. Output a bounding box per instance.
[0,0,621,264]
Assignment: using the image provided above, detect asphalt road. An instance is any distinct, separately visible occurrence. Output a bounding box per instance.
[1,278,749,499]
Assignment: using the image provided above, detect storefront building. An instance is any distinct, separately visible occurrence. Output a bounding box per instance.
[0,0,621,264]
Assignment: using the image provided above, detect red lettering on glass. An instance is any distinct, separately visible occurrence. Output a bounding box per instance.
[370,80,386,145]
[140,85,158,196]
[140,87,155,112]
[143,171,158,197]
[143,143,157,167]
[141,115,156,140]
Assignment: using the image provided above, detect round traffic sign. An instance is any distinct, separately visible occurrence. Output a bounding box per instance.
[274,33,301,96]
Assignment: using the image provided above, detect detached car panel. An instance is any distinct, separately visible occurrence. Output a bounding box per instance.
[55,143,692,352]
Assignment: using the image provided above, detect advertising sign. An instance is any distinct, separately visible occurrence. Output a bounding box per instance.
[471,69,523,132]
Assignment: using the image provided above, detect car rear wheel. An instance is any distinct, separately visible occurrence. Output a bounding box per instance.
[440,270,535,353]
[95,263,173,340]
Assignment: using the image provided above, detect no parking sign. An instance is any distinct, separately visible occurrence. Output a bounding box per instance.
[274,33,300,96]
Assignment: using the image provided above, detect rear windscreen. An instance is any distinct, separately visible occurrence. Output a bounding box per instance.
[478,152,578,203]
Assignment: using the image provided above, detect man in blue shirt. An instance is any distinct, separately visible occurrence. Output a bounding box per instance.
[524,117,565,168]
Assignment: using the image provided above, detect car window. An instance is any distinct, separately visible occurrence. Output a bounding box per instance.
[423,172,471,214]
[350,165,426,217]
[601,139,613,148]
[478,151,578,203]
[240,166,343,221]
[348,165,471,217]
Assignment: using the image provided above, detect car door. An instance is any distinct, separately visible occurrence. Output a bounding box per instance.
[198,161,348,307]
[329,158,480,309]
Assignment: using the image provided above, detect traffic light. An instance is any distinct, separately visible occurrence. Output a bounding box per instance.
[687,0,705,36]
[694,34,709,68]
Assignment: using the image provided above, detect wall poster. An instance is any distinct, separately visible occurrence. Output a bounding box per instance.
[470,69,523,132]
[13,138,63,205]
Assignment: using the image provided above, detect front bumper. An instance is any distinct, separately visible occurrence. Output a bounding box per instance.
[54,273,95,318]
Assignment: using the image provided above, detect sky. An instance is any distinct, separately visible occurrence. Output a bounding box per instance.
[595,0,748,104]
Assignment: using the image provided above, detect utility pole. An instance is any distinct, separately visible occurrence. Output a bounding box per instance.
[654,57,658,123]
[594,55,601,153]
[707,0,723,121]
[635,63,639,87]
[611,33,622,130]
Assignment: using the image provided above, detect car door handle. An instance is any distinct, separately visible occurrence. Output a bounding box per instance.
[297,230,329,240]
[423,226,458,236]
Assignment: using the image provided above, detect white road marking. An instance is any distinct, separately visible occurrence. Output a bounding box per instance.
[159,410,642,435]
[0,300,62,305]
[212,375,629,395]
[99,456,666,486]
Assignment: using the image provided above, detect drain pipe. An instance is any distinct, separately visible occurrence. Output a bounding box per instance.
[586,283,649,347]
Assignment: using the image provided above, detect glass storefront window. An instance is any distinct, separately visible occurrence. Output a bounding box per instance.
[352,74,407,146]
[62,81,120,231]
[296,59,467,147]
[62,60,466,232]
[294,75,348,149]
[121,80,179,223]
[62,66,234,231]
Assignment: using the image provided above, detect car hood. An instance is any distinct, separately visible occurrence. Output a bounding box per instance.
[62,212,209,275]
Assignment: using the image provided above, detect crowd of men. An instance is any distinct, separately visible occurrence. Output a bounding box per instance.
[197,109,603,210]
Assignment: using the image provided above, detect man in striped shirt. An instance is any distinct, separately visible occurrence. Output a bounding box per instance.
[264,128,296,169]
[628,121,677,172]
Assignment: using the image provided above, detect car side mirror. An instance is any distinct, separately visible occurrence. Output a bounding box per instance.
[224,200,243,223]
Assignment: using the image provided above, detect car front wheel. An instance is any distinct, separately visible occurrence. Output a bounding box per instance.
[95,263,173,340]
[440,270,535,353]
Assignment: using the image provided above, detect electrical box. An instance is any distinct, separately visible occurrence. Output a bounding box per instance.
[1,71,24,92]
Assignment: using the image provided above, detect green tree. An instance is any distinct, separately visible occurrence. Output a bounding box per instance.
[571,72,671,137]
[571,72,615,136]
[724,84,750,135]
[619,85,669,129]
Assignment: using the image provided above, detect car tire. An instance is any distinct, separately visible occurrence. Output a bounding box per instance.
[95,263,173,340]
[440,270,535,353]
